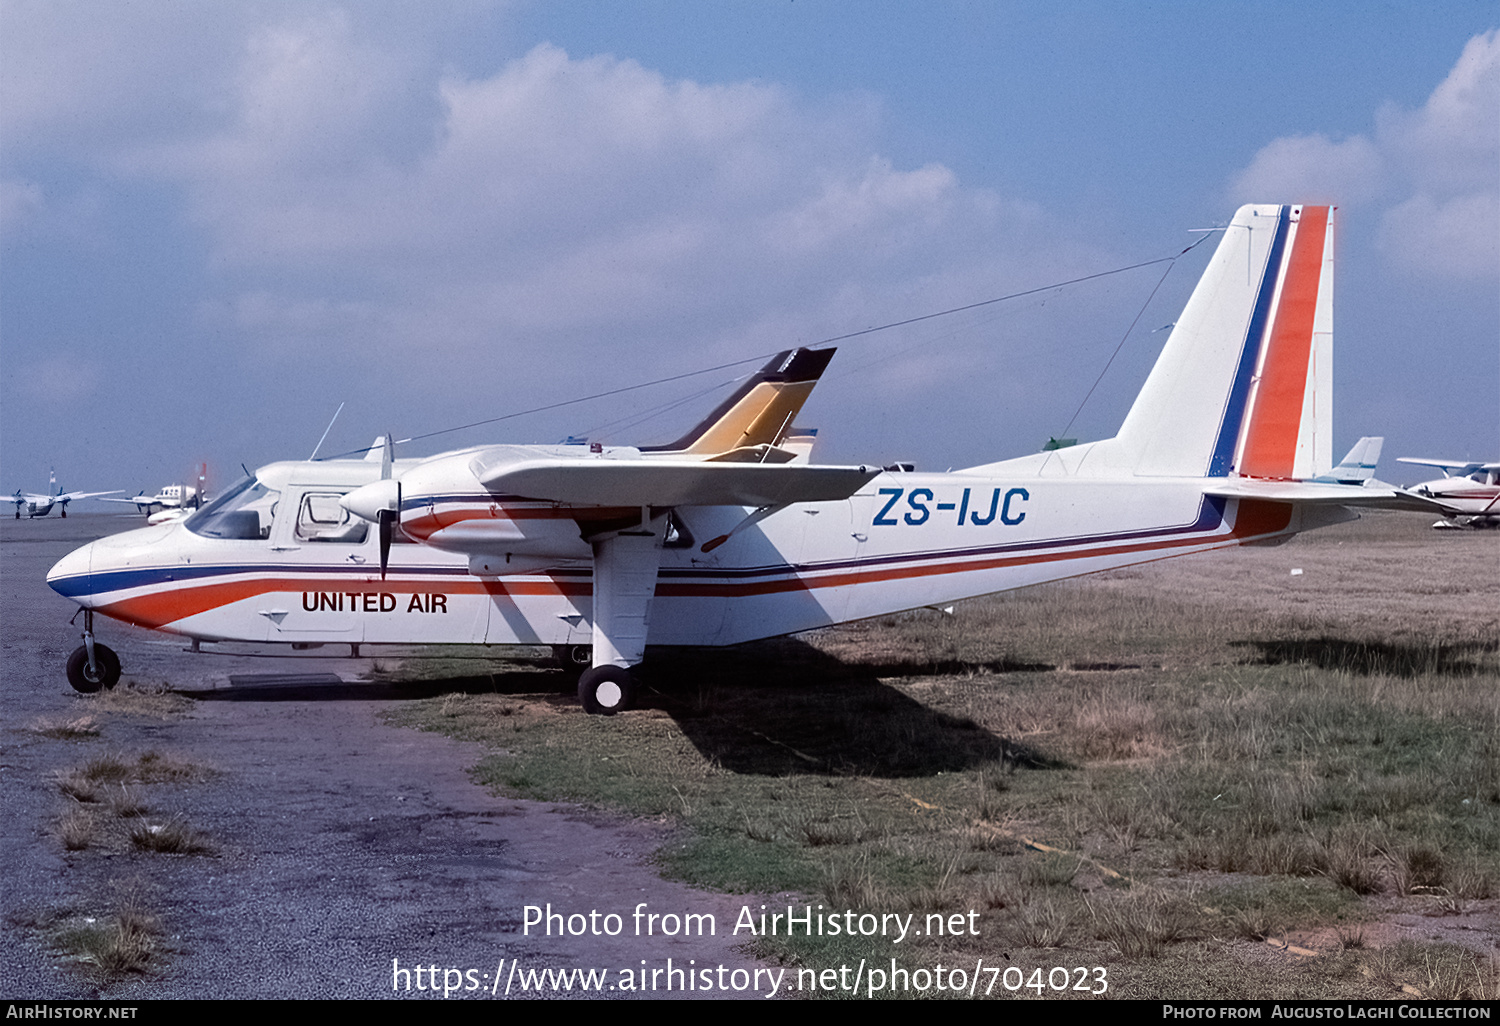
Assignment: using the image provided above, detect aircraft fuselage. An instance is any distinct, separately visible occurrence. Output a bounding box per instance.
[46,463,1330,651]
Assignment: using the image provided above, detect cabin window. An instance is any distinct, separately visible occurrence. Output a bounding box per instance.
[294,492,369,543]
[187,477,279,540]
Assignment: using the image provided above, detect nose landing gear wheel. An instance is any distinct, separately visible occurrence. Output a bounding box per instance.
[66,644,121,693]
[578,665,634,715]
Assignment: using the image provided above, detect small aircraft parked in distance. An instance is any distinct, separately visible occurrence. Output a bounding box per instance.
[47,204,1446,708]
[104,465,209,524]
[11,472,119,519]
[1395,458,1500,528]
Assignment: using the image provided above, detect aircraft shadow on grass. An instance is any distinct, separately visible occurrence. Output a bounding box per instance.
[178,637,1061,778]
[1232,636,1497,678]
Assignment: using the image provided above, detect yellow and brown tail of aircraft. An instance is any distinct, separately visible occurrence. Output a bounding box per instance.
[640,348,835,462]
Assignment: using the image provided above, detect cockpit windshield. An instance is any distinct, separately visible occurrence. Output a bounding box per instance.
[186,476,280,540]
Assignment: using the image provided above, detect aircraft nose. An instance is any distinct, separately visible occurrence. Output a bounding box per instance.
[47,541,96,605]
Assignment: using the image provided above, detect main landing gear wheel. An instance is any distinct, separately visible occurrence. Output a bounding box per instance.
[578,665,634,716]
[66,644,120,693]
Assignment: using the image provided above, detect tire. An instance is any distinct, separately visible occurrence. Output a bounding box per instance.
[578,665,634,716]
[66,644,121,693]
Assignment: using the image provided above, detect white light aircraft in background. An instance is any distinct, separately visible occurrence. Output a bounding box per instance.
[1395,458,1500,528]
[104,465,209,524]
[11,472,119,519]
[48,204,1447,709]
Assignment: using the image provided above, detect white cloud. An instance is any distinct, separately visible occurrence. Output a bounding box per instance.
[126,28,1016,390]
[1379,29,1500,196]
[1229,134,1384,207]
[1378,191,1500,283]
[0,3,1142,468]
[1230,29,1499,284]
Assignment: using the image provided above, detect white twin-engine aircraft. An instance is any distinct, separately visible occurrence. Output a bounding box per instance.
[12,472,120,519]
[47,204,1440,711]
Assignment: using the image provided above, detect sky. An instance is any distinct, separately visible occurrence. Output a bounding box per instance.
[2,0,1496,499]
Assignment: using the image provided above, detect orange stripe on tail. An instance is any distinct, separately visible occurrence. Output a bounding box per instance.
[1238,206,1329,479]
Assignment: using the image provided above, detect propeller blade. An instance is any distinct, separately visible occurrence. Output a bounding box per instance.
[378,509,394,580]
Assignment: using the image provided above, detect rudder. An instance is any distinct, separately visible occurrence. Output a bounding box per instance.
[1114,204,1334,480]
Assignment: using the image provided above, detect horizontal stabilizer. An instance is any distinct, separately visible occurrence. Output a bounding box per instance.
[473,457,877,508]
[1205,479,1454,513]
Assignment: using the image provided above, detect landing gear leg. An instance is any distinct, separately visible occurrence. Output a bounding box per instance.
[66,610,120,692]
[578,515,665,715]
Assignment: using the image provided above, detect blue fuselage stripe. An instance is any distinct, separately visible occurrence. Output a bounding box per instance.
[52,498,1233,597]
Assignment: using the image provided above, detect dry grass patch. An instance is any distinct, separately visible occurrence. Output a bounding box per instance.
[1087,888,1198,958]
[1369,941,1500,1000]
[129,817,215,855]
[131,750,214,783]
[39,894,165,981]
[56,771,102,804]
[54,808,97,851]
[1006,894,1075,949]
[29,714,100,739]
[54,751,213,800]
[1070,695,1166,761]
[88,681,195,718]
[107,786,150,819]
[50,750,216,856]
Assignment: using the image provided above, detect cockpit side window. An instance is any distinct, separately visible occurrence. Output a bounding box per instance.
[294,492,369,543]
[187,477,280,540]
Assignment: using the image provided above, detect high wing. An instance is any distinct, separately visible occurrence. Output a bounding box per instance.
[337,346,856,712]
[1396,457,1498,478]
[15,488,120,503]
[57,489,123,503]
[472,454,875,508]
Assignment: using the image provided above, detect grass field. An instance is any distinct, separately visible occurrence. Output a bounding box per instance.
[386,512,1499,999]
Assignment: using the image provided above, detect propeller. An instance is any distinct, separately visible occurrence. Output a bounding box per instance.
[339,434,403,579]
[376,434,399,580]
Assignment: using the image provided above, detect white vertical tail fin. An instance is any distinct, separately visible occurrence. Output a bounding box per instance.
[1114,204,1335,479]
[1313,436,1382,484]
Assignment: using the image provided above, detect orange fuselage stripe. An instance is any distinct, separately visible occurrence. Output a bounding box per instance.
[95,501,1291,631]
